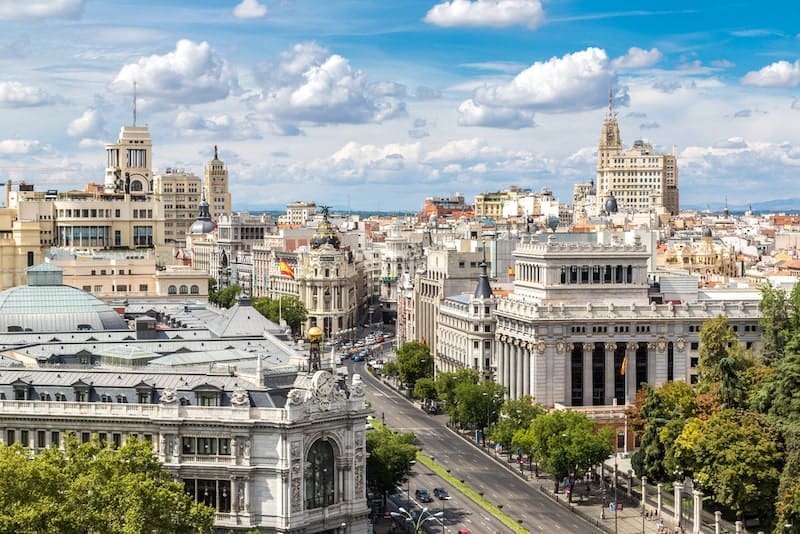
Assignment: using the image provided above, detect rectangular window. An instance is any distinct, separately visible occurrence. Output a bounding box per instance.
[473,340,479,349]
[112,433,121,449]
[138,284,148,292]
[197,437,217,455]
[137,392,149,403]
[51,431,60,448]
[182,437,196,455]
[94,285,103,292]
[98,433,107,446]
[143,434,153,444]
[37,430,46,449]
[690,342,699,351]
[81,432,91,443]
[484,325,491,332]
[219,438,230,455]
[20,430,28,447]
[6,430,15,445]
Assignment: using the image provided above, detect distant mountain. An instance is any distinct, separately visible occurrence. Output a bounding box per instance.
[683,198,800,213]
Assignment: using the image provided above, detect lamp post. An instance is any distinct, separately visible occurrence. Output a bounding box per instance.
[391,507,444,534]
[614,457,619,534]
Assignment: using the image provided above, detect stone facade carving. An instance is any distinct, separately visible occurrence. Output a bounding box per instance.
[159,388,177,404]
[230,388,249,406]
[350,374,365,398]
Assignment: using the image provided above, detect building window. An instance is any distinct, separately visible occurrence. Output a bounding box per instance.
[183,479,231,513]
[473,340,479,349]
[37,430,46,449]
[168,285,177,295]
[20,430,28,447]
[7,429,15,445]
[190,285,199,294]
[51,431,60,448]
[27,251,34,267]
[305,439,336,509]
[179,285,188,295]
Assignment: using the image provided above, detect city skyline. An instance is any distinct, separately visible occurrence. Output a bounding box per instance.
[0,0,799,211]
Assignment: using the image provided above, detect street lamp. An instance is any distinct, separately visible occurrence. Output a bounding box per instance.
[391,506,444,534]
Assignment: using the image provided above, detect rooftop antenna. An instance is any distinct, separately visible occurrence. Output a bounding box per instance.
[607,88,613,118]
[132,81,137,126]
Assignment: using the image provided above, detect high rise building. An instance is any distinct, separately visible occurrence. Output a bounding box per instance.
[153,169,202,246]
[596,93,679,215]
[203,146,231,220]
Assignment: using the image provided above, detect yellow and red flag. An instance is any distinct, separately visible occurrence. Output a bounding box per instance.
[279,260,295,280]
[619,354,628,376]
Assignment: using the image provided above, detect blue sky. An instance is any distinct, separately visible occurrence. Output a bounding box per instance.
[0,0,799,211]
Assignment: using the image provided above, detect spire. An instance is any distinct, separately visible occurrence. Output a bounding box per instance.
[214,144,218,160]
[608,87,613,118]
[474,241,493,299]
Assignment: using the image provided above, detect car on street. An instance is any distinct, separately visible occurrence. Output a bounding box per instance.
[414,488,434,503]
[433,487,450,500]
[457,530,471,534]
[352,354,364,362]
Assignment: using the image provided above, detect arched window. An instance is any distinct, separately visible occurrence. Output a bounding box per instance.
[179,285,188,295]
[190,285,199,294]
[305,439,335,509]
[130,180,144,192]
[168,285,177,295]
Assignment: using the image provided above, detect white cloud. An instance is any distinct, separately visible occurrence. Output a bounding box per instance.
[233,0,268,19]
[250,42,406,125]
[425,138,507,163]
[0,81,54,107]
[742,59,800,87]
[457,99,535,129]
[0,0,83,20]
[457,48,619,128]
[711,59,735,69]
[611,47,662,70]
[174,111,261,141]
[0,139,45,155]
[424,0,545,29]
[111,40,238,106]
[67,109,104,138]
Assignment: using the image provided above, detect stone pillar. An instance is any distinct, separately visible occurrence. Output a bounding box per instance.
[232,478,240,513]
[715,511,722,534]
[692,489,703,534]
[509,343,517,399]
[604,343,615,405]
[626,470,633,497]
[673,482,684,527]
[582,343,593,406]
[522,344,530,397]
[503,340,511,395]
[625,345,636,404]
[657,483,663,518]
[641,476,647,517]
[498,338,506,395]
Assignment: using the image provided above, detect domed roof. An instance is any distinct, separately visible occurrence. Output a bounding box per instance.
[0,264,128,332]
[605,192,618,214]
[702,226,713,238]
[189,198,215,235]
[310,207,340,250]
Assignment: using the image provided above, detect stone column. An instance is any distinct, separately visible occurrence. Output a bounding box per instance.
[657,483,663,518]
[673,482,684,527]
[502,340,511,395]
[497,338,506,395]
[692,489,703,534]
[582,343,593,406]
[604,343,615,405]
[522,344,530,397]
[509,343,517,399]
[715,511,722,534]
[232,478,240,513]
[642,476,648,517]
[625,345,636,404]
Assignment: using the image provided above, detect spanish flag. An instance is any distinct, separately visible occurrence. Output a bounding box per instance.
[279,260,295,280]
[508,266,516,277]
[619,354,628,376]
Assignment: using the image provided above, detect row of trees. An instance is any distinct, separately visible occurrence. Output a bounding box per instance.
[380,342,612,490]
[630,283,800,531]
[0,436,214,532]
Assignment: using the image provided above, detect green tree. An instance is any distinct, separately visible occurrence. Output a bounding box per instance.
[675,409,782,523]
[412,377,437,401]
[213,284,242,309]
[631,385,669,481]
[490,396,544,460]
[776,431,800,534]
[208,277,218,305]
[434,368,479,411]
[394,341,433,391]
[527,410,613,491]
[366,428,417,500]
[253,296,308,336]
[760,284,790,365]
[755,348,800,425]
[698,315,752,408]
[0,436,214,533]
[450,380,505,436]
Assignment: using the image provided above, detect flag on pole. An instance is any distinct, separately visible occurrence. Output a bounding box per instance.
[279,260,295,280]
[507,266,516,277]
[619,354,628,376]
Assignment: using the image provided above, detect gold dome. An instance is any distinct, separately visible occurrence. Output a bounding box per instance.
[307,326,324,342]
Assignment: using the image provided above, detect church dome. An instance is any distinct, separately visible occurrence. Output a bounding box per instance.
[189,198,216,235]
[605,192,618,214]
[702,226,713,238]
[0,264,128,332]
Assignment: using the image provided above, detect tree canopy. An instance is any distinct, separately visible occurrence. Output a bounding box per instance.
[253,296,308,336]
[208,282,242,309]
[393,341,434,391]
[0,436,214,533]
[366,428,418,497]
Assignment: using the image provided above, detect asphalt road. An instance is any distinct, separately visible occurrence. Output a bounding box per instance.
[350,361,597,533]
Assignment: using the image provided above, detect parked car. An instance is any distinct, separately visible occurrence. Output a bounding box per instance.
[457,530,472,534]
[433,487,450,500]
[414,488,434,503]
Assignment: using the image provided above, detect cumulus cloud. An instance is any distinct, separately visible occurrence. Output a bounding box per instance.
[250,42,406,126]
[67,109,105,138]
[0,139,45,155]
[0,81,54,107]
[233,0,268,19]
[742,59,800,87]
[174,111,261,140]
[414,86,442,100]
[611,47,662,70]
[711,59,735,69]
[457,48,620,128]
[0,0,83,20]
[424,0,544,29]
[111,40,238,106]
[457,99,535,129]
